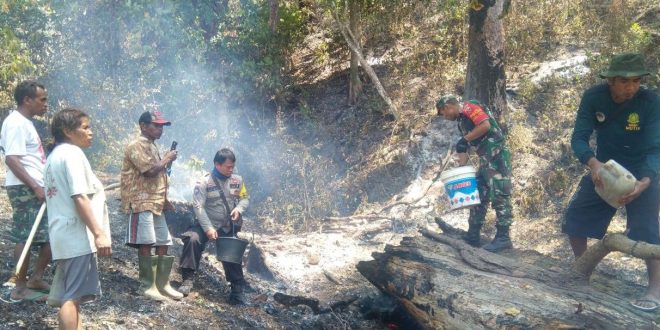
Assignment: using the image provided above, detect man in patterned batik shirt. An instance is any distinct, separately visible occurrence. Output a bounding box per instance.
[120,110,181,301]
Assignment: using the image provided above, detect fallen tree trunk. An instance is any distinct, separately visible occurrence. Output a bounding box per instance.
[357,228,657,329]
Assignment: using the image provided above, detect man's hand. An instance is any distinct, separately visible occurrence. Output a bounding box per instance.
[587,158,604,188]
[454,153,469,166]
[230,209,241,222]
[164,150,178,164]
[33,186,46,202]
[619,178,651,205]
[94,234,112,257]
[206,229,218,240]
[455,137,469,153]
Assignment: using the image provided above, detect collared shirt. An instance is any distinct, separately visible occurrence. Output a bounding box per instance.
[120,135,168,215]
[193,173,249,233]
[571,84,660,179]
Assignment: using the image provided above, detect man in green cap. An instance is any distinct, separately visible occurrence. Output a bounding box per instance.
[563,53,660,311]
[435,94,513,252]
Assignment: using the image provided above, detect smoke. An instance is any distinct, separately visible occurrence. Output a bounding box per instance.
[35,1,282,204]
[34,1,345,226]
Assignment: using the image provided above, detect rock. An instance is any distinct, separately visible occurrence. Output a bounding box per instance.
[306,251,320,265]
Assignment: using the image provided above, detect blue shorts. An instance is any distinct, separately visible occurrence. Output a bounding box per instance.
[562,174,660,244]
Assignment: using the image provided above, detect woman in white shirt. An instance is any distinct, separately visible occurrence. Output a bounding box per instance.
[44,108,111,330]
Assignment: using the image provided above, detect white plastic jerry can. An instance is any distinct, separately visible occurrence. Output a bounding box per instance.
[595,159,636,208]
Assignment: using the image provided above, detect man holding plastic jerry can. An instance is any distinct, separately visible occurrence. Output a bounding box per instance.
[436,95,513,252]
[178,148,250,305]
[562,53,660,312]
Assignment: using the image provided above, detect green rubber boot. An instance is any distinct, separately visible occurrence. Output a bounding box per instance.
[138,256,166,301]
[156,256,184,300]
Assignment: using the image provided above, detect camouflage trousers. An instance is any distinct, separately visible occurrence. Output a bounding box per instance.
[468,146,513,227]
[6,185,49,244]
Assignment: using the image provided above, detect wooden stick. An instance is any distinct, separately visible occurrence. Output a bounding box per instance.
[15,203,46,275]
[376,148,454,214]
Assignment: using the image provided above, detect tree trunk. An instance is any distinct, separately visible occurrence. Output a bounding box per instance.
[357,228,658,329]
[348,0,363,105]
[464,0,508,128]
[333,12,399,120]
[192,0,229,41]
[269,0,279,34]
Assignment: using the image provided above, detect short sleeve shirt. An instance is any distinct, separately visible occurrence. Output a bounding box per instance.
[44,143,110,260]
[120,136,168,215]
[457,101,506,155]
[460,102,489,126]
[0,110,46,186]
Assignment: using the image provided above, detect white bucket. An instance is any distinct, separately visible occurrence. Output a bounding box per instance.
[440,165,480,210]
[595,159,636,208]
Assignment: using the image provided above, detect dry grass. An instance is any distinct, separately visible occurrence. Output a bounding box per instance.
[506,124,535,154]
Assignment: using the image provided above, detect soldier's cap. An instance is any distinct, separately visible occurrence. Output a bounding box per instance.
[435,94,458,109]
[139,110,171,126]
[599,53,650,78]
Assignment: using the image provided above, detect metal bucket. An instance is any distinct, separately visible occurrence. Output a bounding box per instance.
[215,236,250,264]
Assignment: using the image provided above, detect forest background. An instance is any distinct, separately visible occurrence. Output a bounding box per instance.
[0,0,658,232]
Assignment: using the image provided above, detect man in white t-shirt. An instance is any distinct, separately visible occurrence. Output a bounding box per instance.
[0,80,51,302]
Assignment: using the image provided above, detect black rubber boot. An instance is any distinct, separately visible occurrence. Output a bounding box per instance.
[483,225,513,252]
[463,223,483,247]
[178,269,195,297]
[228,282,246,305]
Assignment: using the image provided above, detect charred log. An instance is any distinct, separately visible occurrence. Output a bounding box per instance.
[274,292,321,313]
[357,223,658,329]
[164,199,195,238]
[273,292,359,314]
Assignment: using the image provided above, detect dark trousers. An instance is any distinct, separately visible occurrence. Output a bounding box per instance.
[563,174,660,244]
[179,225,245,284]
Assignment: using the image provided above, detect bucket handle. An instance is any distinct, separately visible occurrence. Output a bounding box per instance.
[231,221,254,244]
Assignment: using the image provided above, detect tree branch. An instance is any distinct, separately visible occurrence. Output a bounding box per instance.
[331,9,399,120]
[573,233,660,278]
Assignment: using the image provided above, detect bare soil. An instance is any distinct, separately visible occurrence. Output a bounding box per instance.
[0,163,399,330]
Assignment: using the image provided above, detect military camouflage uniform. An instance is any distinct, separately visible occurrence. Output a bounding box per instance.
[457,100,513,227]
[7,185,48,244]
